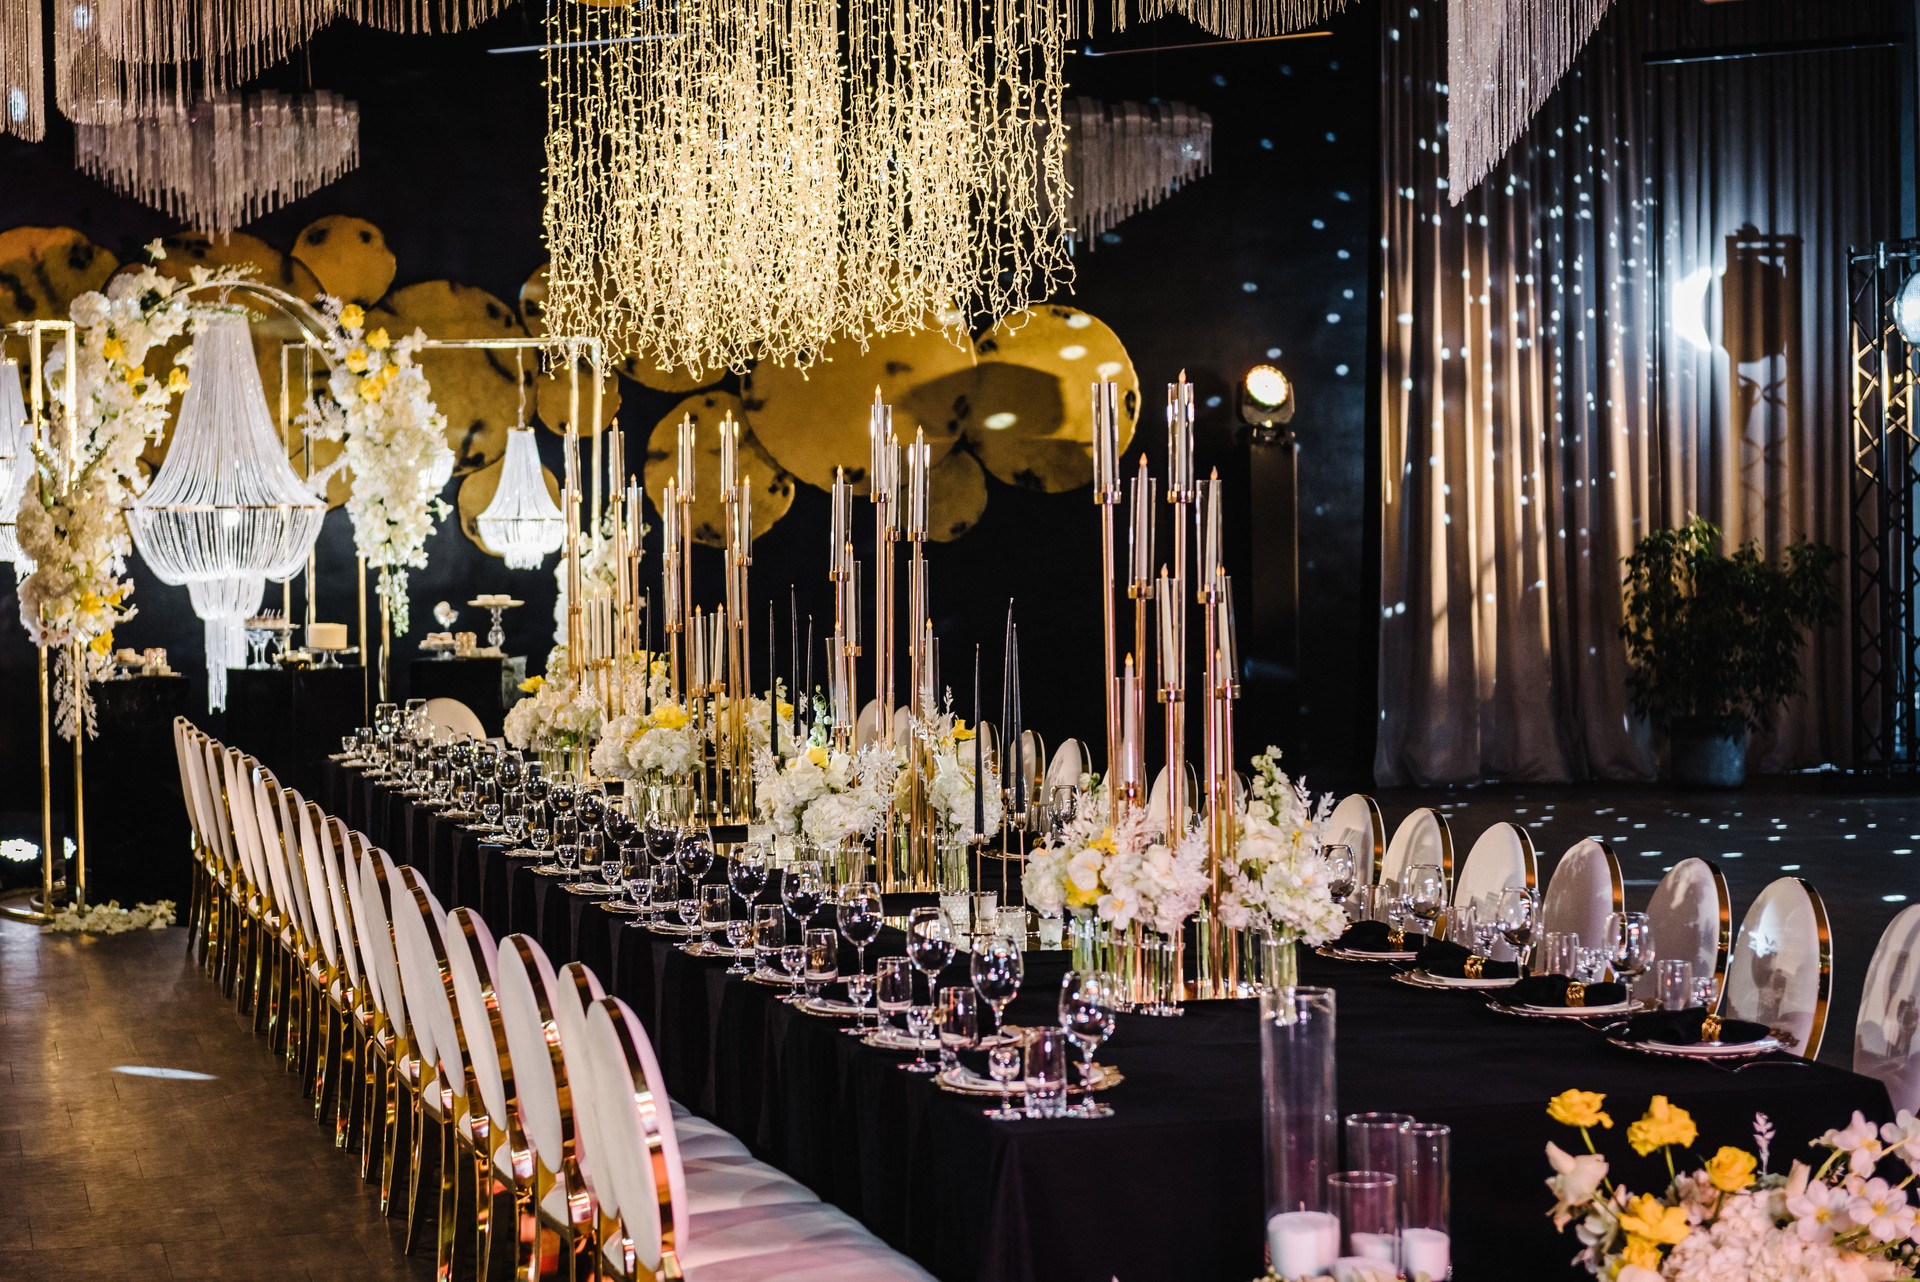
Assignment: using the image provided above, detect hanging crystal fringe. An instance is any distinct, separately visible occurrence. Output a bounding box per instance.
[0,359,32,575]
[1445,0,1616,204]
[127,314,325,711]
[477,428,565,570]
[74,91,360,233]
[1064,99,1212,250]
[52,0,510,125]
[1,0,44,140]
[542,0,1071,375]
[1121,0,1346,45]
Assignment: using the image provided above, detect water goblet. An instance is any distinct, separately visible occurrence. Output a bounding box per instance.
[985,1044,1023,1119]
[1495,886,1539,973]
[676,898,702,942]
[906,906,955,1007]
[1403,863,1446,940]
[478,779,503,830]
[1604,910,1654,990]
[803,928,839,1005]
[781,860,825,930]
[1324,843,1357,907]
[970,934,1023,1035]
[724,919,752,974]
[778,943,807,1000]
[1058,970,1117,1118]
[837,881,882,975]
[935,987,978,1074]
[556,842,581,876]
[729,844,769,915]
[678,825,715,895]
[1023,1026,1069,1118]
[901,1005,936,1073]
[844,971,875,1032]
[600,850,627,892]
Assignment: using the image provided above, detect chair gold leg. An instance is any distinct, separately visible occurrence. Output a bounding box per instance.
[405,1100,435,1252]
[312,997,335,1122]
[335,1016,360,1151]
[360,1043,385,1183]
[436,1124,473,1282]
[380,1066,409,1215]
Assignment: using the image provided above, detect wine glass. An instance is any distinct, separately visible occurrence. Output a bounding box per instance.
[1471,894,1501,958]
[1494,886,1539,973]
[934,987,978,1074]
[496,751,524,792]
[845,971,875,1031]
[677,825,715,898]
[549,780,578,822]
[876,956,914,1035]
[1323,843,1357,908]
[729,843,769,917]
[1403,863,1446,940]
[836,882,883,976]
[905,906,955,1008]
[1058,971,1117,1119]
[901,1005,935,1073]
[970,934,1023,1035]
[626,861,653,917]
[803,928,839,1005]
[781,860,825,931]
[1604,911,1655,990]
[676,898,702,943]
[724,919,752,974]
[985,1044,1023,1119]
[478,778,503,831]
[527,807,553,860]
[777,943,807,1000]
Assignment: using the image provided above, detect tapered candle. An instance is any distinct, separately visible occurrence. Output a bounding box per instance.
[973,644,984,839]
[642,589,653,712]
[769,606,779,754]
[691,608,706,687]
[908,428,929,536]
[1202,469,1223,582]
[790,586,800,735]
[1168,370,1195,499]
[1156,567,1183,694]
[803,615,813,711]
[851,560,863,651]
[831,468,850,574]
[885,439,903,534]
[869,389,890,496]
[1218,576,1238,693]
[1011,621,1025,814]
[1129,457,1154,592]
[1092,381,1121,498]
[710,605,727,686]
[719,412,737,489]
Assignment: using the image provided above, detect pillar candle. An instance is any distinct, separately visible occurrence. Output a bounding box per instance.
[1129,458,1153,590]
[1266,1211,1339,1280]
[1399,1228,1450,1281]
[1121,653,1138,789]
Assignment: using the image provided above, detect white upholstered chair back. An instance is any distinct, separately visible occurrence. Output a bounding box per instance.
[1722,876,1832,1058]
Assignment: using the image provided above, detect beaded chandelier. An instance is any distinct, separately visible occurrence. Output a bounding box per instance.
[477,429,565,570]
[1064,99,1213,248]
[541,0,1072,374]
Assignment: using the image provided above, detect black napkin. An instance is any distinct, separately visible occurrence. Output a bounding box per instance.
[1414,939,1520,979]
[1620,1006,1772,1046]
[1504,975,1627,1008]
[1335,921,1431,953]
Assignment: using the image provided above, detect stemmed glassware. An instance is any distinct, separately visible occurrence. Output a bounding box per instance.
[1323,843,1357,912]
[845,970,875,1029]
[970,934,1023,1035]
[751,905,785,971]
[985,1044,1023,1119]
[1604,911,1655,991]
[728,843,769,918]
[724,918,753,973]
[1494,886,1539,973]
[677,825,715,901]
[836,882,882,976]
[478,778,503,832]
[649,865,677,925]
[700,885,731,951]
[1058,970,1117,1119]
[1403,864,1447,940]
[902,1004,935,1073]
[906,906,955,1008]
[777,942,806,999]
[781,860,825,931]
[578,786,609,870]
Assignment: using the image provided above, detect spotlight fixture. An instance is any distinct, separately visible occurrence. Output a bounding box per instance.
[1895,273,1920,347]
[1239,363,1295,434]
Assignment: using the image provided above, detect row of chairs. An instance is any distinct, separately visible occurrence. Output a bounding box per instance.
[170,716,933,1281]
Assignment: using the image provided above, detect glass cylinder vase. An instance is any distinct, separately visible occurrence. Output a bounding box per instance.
[1261,986,1340,1282]
[539,742,588,783]
[937,834,971,935]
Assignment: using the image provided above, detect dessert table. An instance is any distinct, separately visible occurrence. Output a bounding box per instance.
[318,756,1891,1282]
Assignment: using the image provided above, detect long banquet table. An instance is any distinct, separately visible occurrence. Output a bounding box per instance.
[316,756,1890,1282]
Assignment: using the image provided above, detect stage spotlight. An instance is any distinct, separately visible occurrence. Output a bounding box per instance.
[1239,363,1295,433]
[1895,274,1920,346]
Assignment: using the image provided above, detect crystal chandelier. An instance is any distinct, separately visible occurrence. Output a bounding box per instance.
[0,359,33,575]
[74,91,360,233]
[128,313,325,710]
[478,429,564,570]
[542,0,1072,374]
[1064,99,1213,248]
[0,0,43,140]
[1122,0,1347,44]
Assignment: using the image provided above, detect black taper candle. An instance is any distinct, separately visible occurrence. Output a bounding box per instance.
[973,643,984,838]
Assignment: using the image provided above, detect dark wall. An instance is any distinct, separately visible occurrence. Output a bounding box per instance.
[0,3,1378,811]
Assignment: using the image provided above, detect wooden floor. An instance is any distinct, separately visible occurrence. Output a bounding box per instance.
[0,918,434,1281]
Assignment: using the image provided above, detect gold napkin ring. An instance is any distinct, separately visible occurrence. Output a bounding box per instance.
[1464,956,1484,979]
[1387,928,1404,949]
[1565,981,1586,1008]
[1701,1013,1722,1043]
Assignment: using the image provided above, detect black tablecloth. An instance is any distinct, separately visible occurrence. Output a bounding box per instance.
[407,657,510,736]
[66,675,193,904]
[226,666,367,794]
[322,757,1892,1282]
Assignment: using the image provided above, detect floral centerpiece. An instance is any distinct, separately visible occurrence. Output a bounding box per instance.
[1216,747,1344,989]
[1546,1087,1920,1280]
[302,299,452,637]
[594,700,699,781]
[1023,799,1209,938]
[504,668,604,778]
[751,739,899,859]
[901,696,1004,838]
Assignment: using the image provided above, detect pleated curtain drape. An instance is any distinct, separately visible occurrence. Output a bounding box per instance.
[1375,0,1900,785]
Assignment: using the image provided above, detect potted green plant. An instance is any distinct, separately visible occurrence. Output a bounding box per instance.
[1619,517,1839,787]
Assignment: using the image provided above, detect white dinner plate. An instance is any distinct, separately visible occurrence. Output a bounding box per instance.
[1319,946,1419,963]
[1633,1035,1784,1058]
[1394,968,1517,991]
[1489,998,1645,1019]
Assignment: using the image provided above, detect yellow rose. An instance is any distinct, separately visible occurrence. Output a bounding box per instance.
[518,675,545,694]
[340,304,366,330]
[378,363,398,385]
[1627,1096,1697,1157]
[650,703,689,731]
[1615,1235,1665,1273]
[1547,1089,1613,1131]
[166,366,189,393]
[366,327,391,351]
[345,347,369,373]
[1618,1195,1689,1247]
[358,381,383,403]
[89,630,113,657]
[101,335,126,362]
[1704,1146,1756,1193]
[805,745,829,767]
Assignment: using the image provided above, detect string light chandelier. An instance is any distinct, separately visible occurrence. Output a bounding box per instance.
[1064,99,1213,248]
[542,0,1072,374]
[127,313,325,709]
[74,91,360,233]
[0,359,32,574]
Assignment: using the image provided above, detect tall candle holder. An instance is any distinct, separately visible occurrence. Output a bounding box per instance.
[1164,373,1195,838]
[1092,381,1123,821]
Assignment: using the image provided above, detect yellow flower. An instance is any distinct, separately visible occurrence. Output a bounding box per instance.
[1089,827,1117,856]
[77,590,101,613]
[123,364,146,386]
[805,745,829,768]
[1618,1195,1690,1247]
[1547,1090,1613,1131]
[101,335,126,363]
[518,675,545,694]
[103,588,125,607]
[166,367,189,393]
[776,701,794,720]
[1065,879,1101,910]
[358,380,383,403]
[1627,1096,1697,1157]
[339,304,365,330]
[650,703,689,731]
[377,363,398,385]
[89,630,113,657]
[366,327,391,351]
[1704,1146,1756,1193]
[1615,1235,1666,1273]
[345,347,369,373]
[952,719,974,742]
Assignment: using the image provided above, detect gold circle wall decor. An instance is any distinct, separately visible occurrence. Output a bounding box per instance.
[643,391,795,545]
[0,226,119,324]
[926,447,988,542]
[377,279,525,476]
[292,215,397,305]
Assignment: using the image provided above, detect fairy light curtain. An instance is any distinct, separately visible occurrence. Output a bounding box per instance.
[1063,99,1213,248]
[541,0,1072,374]
[1377,0,1898,784]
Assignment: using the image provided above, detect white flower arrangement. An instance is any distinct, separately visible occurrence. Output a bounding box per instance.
[503,671,603,750]
[302,299,453,637]
[751,740,900,849]
[44,898,177,933]
[899,696,1004,837]
[1546,1090,1920,1282]
[1214,746,1345,946]
[593,701,699,780]
[552,527,625,644]
[1023,802,1210,937]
